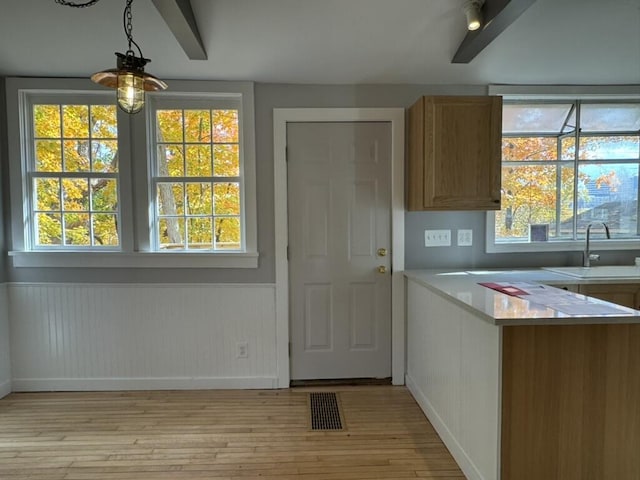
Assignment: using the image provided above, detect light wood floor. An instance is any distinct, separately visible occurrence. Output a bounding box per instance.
[0,386,464,480]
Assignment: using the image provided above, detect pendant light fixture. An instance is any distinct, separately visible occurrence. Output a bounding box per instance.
[91,0,168,113]
[56,0,167,113]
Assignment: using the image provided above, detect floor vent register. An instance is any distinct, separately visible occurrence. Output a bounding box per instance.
[309,392,344,431]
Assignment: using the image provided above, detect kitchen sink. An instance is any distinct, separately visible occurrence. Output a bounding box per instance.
[543,266,640,279]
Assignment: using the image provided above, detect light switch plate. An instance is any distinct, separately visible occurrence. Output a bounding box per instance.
[425,229,451,247]
[458,229,473,247]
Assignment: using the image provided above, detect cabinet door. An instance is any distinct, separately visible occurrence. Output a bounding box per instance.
[579,284,640,310]
[407,96,502,211]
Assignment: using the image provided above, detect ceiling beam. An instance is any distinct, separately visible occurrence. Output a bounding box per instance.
[151,0,207,60]
[452,0,537,64]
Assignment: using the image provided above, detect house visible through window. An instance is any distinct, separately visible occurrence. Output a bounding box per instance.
[150,102,244,251]
[29,102,120,248]
[494,101,640,246]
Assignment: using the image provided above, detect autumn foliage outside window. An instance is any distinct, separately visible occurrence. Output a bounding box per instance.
[497,102,640,243]
[31,103,120,248]
[153,107,242,251]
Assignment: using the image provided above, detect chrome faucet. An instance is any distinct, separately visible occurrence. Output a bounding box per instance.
[583,222,611,267]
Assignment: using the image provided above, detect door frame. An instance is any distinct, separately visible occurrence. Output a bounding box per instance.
[273,108,405,387]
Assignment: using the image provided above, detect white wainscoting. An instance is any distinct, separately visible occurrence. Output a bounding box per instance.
[0,284,11,398]
[406,279,501,480]
[8,283,278,391]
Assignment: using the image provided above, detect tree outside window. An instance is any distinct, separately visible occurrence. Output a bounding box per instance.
[496,102,640,244]
[152,106,243,251]
[31,103,120,248]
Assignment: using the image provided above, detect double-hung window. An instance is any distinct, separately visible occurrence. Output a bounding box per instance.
[148,97,244,251]
[488,98,640,252]
[24,95,121,250]
[7,79,257,268]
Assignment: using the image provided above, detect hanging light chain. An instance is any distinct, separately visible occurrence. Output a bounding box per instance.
[123,0,144,59]
[125,0,133,51]
[54,0,102,8]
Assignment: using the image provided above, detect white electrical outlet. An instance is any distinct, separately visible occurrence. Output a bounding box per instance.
[457,229,473,247]
[424,229,451,247]
[237,341,248,359]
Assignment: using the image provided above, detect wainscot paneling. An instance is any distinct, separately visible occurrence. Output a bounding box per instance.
[406,280,501,480]
[8,283,277,391]
[0,284,10,398]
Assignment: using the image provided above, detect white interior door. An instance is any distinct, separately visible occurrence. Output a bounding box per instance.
[287,122,392,380]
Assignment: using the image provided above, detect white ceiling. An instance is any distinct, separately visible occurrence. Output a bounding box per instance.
[1,0,639,85]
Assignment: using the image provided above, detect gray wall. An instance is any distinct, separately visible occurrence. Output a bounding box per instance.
[0,77,6,283]
[261,84,640,271]
[3,82,486,283]
[3,81,639,283]
[405,211,640,270]
[0,77,9,395]
[4,79,275,284]
[253,82,489,278]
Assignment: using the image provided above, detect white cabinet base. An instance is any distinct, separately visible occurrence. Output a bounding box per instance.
[406,279,501,480]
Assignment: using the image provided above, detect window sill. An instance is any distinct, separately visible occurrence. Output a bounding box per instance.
[8,251,259,269]
[486,239,640,254]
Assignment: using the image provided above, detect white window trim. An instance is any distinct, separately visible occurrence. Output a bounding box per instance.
[20,92,128,251]
[8,251,259,268]
[486,85,640,254]
[6,78,258,268]
[145,94,249,253]
[486,215,640,254]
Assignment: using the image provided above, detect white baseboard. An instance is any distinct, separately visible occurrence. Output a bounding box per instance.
[406,373,485,480]
[12,376,279,392]
[0,380,11,399]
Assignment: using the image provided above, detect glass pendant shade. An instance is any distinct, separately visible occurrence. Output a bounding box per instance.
[117,72,144,114]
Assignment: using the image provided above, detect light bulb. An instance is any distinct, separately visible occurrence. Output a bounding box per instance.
[117,72,145,114]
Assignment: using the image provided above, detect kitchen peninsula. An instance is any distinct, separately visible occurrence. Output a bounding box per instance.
[405,269,640,480]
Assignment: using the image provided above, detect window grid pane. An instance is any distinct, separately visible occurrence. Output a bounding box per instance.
[578,136,640,161]
[496,101,640,244]
[502,104,573,134]
[580,104,640,132]
[31,103,120,248]
[154,107,242,251]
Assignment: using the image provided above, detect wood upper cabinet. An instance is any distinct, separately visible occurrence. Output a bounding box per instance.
[407,95,502,211]
[579,283,640,310]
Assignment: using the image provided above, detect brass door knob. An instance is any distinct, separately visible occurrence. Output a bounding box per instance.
[377,248,387,257]
[377,265,387,274]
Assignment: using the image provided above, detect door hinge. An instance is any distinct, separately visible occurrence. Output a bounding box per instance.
[286,245,290,261]
[288,342,292,357]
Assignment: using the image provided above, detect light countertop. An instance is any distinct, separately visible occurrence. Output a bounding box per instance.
[405,269,640,326]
